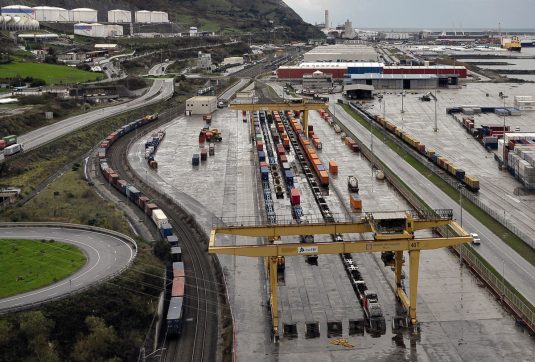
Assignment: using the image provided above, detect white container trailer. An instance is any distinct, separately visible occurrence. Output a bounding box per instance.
[152,209,169,227]
[4,144,22,156]
[108,9,131,23]
[33,6,69,22]
[135,10,151,23]
[69,8,98,23]
[151,11,169,23]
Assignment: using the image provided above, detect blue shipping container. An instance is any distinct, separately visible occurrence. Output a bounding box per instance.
[261,166,270,181]
[126,186,140,203]
[160,223,173,237]
[258,151,266,162]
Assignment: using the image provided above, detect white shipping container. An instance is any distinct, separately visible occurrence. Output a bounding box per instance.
[152,209,168,227]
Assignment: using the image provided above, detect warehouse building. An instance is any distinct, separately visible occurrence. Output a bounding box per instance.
[69,8,98,23]
[303,44,379,62]
[383,65,467,78]
[186,96,217,115]
[346,74,443,90]
[302,71,333,94]
[277,62,384,79]
[107,9,131,23]
[74,23,123,38]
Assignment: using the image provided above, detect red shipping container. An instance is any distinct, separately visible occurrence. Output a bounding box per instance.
[138,196,149,209]
[260,161,268,168]
[290,188,300,205]
[145,203,158,216]
[308,131,315,138]
[199,132,206,143]
[173,268,185,278]
[0,140,6,150]
[280,154,288,163]
[172,276,185,297]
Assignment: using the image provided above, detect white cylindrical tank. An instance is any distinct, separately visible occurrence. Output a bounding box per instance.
[69,8,98,23]
[74,23,123,38]
[0,14,39,30]
[108,9,131,23]
[33,6,68,22]
[1,5,34,19]
[74,23,93,37]
[135,10,151,23]
[150,11,168,23]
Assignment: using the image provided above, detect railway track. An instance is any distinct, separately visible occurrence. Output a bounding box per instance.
[103,108,220,362]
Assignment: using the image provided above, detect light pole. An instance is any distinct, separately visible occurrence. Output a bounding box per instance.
[458,183,463,228]
[401,90,405,113]
[499,92,508,163]
[502,259,505,302]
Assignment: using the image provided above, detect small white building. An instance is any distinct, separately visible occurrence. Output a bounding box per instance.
[107,9,131,23]
[222,56,244,66]
[198,51,212,70]
[186,96,217,115]
[74,23,123,38]
[189,27,198,36]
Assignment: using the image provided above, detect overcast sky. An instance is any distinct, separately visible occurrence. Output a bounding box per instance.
[284,0,535,29]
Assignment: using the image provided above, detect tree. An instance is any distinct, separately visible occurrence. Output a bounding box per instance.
[0,319,13,346]
[18,311,59,362]
[72,316,118,362]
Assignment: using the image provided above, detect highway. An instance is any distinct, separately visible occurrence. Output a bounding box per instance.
[332,102,535,306]
[219,78,250,102]
[15,62,174,154]
[0,225,135,313]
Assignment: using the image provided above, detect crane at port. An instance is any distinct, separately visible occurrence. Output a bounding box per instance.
[209,209,472,340]
[228,99,326,134]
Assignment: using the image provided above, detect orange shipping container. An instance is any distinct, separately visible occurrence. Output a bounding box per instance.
[318,171,329,186]
[329,160,338,174]
[350,193,362,210]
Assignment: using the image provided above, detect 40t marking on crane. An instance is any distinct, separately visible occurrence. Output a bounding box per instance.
[298,246,318,254]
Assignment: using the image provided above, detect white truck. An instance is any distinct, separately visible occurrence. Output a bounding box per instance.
[3,143,23,157]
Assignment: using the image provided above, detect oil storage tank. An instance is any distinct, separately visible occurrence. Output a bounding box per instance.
[33,6,69,22]
[107,9,131,23]
[150,11,169,23]
[1,5,34,18]
[74,23,123,38]
[135,10,151,23]
[69,8,97,23]
[0,15,39,31]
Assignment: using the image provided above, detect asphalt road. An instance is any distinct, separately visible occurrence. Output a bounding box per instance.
[15,63,174,154]
[332,102,535,306]
[219,78,250,102]
[0,226,135,312]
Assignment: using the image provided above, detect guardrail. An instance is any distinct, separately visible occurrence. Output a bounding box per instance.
[330,103,535,333]
[0,222,137,315]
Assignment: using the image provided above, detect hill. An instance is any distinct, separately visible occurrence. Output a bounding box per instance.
[12,0,323,40]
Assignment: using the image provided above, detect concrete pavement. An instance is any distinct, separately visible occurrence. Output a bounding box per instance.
[0,226,135,312]
[331,102,535,307]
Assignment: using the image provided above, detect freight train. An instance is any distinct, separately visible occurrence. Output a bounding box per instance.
[355,105,480,192]
[97,113,185,338]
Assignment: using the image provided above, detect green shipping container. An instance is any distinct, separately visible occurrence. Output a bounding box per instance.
[3,135,17,146]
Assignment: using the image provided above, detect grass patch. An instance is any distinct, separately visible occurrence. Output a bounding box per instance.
[342,104,535,267]
[0,62,101,85]
[0,238,86,298]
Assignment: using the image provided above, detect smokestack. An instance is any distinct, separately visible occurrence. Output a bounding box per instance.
[325,10,330,29]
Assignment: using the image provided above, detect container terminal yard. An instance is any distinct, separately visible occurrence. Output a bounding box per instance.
[3,12,535,361]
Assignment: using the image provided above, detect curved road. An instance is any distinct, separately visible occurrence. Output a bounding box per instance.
[15,63,175,154]
[332,101,535,306]
[0,226,135,313]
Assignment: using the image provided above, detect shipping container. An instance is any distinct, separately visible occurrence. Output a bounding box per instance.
[318,171,329,186]
[172,276,185,297]
[159,223,173,237]
[3,143,22,156]
[167,235,179,247]
[2,135,17,146]
[172,262,185,277]
[290,188,300,205]
[192,154,200,166]
[126,186,140,203]
[329,160,338,174]
[201,148,208,161]
[350,193,362,209]
[152,209,168,227]
[260,166,270,181]
[171,246,182,262]
[0,140,6,150]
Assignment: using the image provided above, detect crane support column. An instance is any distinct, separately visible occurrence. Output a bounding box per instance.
[268,256,279,340]
[409,250,421,325]
[303,110,309,135]
[395,251,403,288]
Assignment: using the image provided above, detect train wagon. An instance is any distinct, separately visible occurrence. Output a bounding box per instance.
[167,297,184,337]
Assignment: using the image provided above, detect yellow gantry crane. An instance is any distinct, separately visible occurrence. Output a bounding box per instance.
[209,210,471,338]
[229,99,326,133]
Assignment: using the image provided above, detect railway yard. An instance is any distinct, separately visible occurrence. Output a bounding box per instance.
[3,33,535,361]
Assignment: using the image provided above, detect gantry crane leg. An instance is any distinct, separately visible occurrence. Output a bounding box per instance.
[394,251,403,289]
[303,110,309,135]
[268,256,280,341]
[408,250,420,325]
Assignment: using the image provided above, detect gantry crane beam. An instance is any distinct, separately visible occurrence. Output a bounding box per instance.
[211,218,452,239]
[229,100,326,134]
[209,216,471,339]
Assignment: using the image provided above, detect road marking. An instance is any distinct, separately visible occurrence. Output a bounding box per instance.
[507,195,521,204]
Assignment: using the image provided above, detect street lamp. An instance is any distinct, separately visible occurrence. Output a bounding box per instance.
[499,92,508,164]
[401,90,405,113]
[458,183,464,228]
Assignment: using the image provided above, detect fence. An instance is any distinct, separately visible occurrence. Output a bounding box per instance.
[331,104,535,333]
